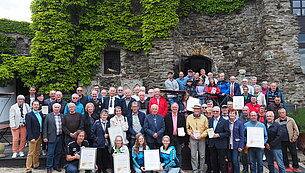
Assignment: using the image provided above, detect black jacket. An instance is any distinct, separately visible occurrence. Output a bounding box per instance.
[208,117,230,149]
[266,121,282,149]
[164,113,187,144]
[83,112,99,141]
[49,99,67,114]
[121,97,137,116]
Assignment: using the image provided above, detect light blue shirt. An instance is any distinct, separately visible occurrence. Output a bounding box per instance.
[176,77,188,90]
[213,117,220,130]
[244,120,268,145]
[33,110,42,132]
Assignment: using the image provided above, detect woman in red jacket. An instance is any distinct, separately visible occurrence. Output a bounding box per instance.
[206,79,220,102]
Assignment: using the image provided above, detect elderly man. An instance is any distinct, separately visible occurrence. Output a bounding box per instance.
[266,83,285,106]
[229,76,241,96]
[165,72,179,105]
[184,69,194,81]
[76,87,88,107]
[164,103,186,167]
[240,79,254,95]
[265,111,286,173]
[127,102,145,147]
[250,76,261,89]
[115,86,125,99]
[244,111,268,173]
[146,89,154,101]
[101,89,107,98]
[88,90,103,114]
[102,87,121,117]
[208,106,230,173]
[186,105,208,173]
[64,94,85,116]
[87,85,103,100]
[25,101,43,173]
[148,88,168,116]
[44,90,56,105]
[132,87,140,101]
[253,86,266,106]
[207,72,218,85]
[138,91,149,114]
[62,103,84,146]
[267,96,285,119]
[49,91,67,114]
[144,104,165,149]
[199,69,209,85]
[25,86,37,108]
[176,71,188,90]
[121,89,136,116]
[43,103,63,173]
[275,108,300,172]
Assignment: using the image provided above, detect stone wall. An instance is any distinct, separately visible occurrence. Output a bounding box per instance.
[93,0,305,105]
[0,32,32,56]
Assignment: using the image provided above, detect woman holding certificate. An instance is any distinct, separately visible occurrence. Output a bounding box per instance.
[159,136,180,173]
[132,135,150,173]
[110,106,129,145]
[228,109,244,173]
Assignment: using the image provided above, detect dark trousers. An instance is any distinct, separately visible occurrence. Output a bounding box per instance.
[205,143,212,172]
[241,150,249,173]
[97,147,110,173]
[147,142,161,149]
[46,135,62,170]
[209,147,227,173]
[171,136,183,167]
[281,141,299,168]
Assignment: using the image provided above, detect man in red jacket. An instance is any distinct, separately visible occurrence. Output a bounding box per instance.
[245,96,260,113]
[148,88,168,116]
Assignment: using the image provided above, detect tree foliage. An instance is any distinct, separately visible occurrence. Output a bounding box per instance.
[0,0,245,92]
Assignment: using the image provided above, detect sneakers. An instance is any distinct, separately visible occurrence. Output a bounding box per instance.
[19,152,25,157]
[12,152,18,158]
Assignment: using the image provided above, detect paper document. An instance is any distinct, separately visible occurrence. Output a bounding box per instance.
[42,106,48,114]
[207,128,215,138]
[178,127,185,137]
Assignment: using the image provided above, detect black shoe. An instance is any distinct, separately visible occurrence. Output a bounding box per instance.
[26,171,32,173]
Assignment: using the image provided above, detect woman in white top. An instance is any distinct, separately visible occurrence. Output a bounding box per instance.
[110,106,129,145]
[9,95,30,158]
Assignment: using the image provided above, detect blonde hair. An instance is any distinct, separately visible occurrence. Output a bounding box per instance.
[85,102,95,112]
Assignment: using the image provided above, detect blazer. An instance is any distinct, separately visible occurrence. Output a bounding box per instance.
[208,117,230,149]
[83,112,99,140]
[144,114,165,144]
[121,97,136,116]
[91,119,110,148]
[164,113,187,144]
[102,96,122,111]
[148,97,168,116]
[43,112,63,143]
[127,111,146,136]
[265,122,282,149]
[231,120,245,149]
[229,82,241,96]
[9,103,30,129]
[25,111,44,141]
[25,95,37,105]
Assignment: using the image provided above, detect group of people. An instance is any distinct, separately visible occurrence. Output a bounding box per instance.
[8,68,300,173]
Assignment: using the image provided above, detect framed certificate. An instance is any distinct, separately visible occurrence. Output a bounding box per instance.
[247,127,265,148]
[113,153,130,173]
[42,106,48,114]
[233,96,244,110]
[186,97,200,112]
[144,149,160,171]
[79,147,97,170]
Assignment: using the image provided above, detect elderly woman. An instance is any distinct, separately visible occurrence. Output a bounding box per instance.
[83,103,99,146]
[159,135,180,173]
[110,106,129,145]
[9,95,31,158]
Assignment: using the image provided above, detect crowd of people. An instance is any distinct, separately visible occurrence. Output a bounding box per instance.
[8,68,301,173]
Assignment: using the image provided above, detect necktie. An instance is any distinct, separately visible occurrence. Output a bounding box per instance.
[19,106,24,118]
[110,97,113,107]
[231,83,234,96]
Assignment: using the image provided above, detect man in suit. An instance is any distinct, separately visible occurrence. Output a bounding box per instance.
[121,89,136,116]
[25,86,37,109]
[208,106,230,173]
[229,76,241,96]
[148,88,168,116]
[127,102,145,147]
[144,104,165,149]
[43,103,63,173]
[164,102,186,167]
[25,100,43,173]
[49,91,67,114]
[102,87,121,118]
[44,90,56,105]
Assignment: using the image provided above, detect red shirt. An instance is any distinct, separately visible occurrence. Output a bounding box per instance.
[245,102,260,113]
[148,96,168,116]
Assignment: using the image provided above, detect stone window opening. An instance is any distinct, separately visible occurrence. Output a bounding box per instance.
[291,0,305,16]
[103,50,121,75]
[180,56,212,74]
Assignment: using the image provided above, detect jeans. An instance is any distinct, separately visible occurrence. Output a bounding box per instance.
[281,141,299,168]
[228,149,240,173]
[46,135,63,170]
[190,138,206,173]
[248,147,264,173]
[264,148,286,173]
[161,167,180,173]
[65,160,78,173]
[199,98,205,105]
[241,150,249,173]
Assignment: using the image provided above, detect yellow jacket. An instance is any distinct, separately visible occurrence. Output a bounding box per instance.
[186,114,208,139]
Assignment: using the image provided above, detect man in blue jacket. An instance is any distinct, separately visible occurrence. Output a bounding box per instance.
[25,100,44,173]
[244,111,268,173]
[64,94,85,116]
[127,102,145,147]
[144,104,165,149]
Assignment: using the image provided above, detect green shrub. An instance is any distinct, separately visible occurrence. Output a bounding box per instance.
[289,108,305,133]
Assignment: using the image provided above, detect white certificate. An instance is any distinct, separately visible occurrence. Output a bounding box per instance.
[207,128,215,138]
[113,153,130,173]
[79,147,97,170]
[108,126,125,146]
[186,97,200,112]
[178,127,185,137]
[247,127,265,148]
[193,130,201,139]
[144,150,161,171]
[233,96,244,110]
[42,106,48,114]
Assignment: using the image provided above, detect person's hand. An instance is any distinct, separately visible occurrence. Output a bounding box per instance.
[74,154,80,159]
[153,133,158,138]
[291,138,296,143]
[11,127,17,130]
[70,133,74,138]
[265,143,270,150]
[95,165,98,171]
[141,167,145,172]
[196,135,202,140]
[213,133,220,138]
[30,139,36,143]
[190,134,197,140]
[238,148,243,152]
[222,93,225,96]
[43,138,48,143]
[136,133,142,138]
[159,167,163,171]
[104,134,109,138]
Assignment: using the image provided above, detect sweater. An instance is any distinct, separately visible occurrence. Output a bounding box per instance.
[62,112,84,137]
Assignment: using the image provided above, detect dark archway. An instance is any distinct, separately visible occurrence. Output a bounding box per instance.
[182,56,212,74]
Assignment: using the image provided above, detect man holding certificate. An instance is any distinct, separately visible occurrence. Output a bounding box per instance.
[186,105,208,173]
[244,111,268,173]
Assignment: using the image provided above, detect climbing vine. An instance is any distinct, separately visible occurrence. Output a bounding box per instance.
[0,0,245,92]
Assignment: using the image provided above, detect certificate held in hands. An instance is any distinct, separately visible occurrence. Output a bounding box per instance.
[79,148,97,170]
[207,128,215,138]
[144,150,160,171]
[246,127,265,148]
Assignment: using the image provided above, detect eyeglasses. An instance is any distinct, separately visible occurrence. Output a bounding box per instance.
[213,111,219,112]
[72,97,79,99]
[202,107,207,109]
[77,90,83,91]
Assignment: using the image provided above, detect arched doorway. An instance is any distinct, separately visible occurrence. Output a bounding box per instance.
[181,56,212,74]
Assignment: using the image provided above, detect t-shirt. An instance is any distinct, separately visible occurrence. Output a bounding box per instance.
[279,119,289,141]
[66,140,89,163]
